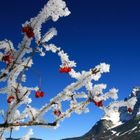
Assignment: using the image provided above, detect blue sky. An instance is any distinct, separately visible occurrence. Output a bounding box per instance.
[0,0,140,140]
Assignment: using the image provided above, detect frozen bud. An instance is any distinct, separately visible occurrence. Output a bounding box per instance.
[41,28,57,43]
[109,88,118,100]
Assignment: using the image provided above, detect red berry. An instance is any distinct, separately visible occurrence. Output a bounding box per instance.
[66,67,71,73]
[7,96,15,103]
[35,91,40,98]
[54,110,61,117]
[128,108,133,113]
[22,26,29,33]
[22,26,34,38]
[59,67,71,73]
[2,54,13,66]
[35,91,44,98]
[40,91,44,97]
[35,92,39,98]
[27,31,34,38]
[93,99,103,107]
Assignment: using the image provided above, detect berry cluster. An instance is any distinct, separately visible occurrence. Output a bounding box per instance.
[22,26,34,38]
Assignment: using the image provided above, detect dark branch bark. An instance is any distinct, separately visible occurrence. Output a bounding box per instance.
[0,121,57,128]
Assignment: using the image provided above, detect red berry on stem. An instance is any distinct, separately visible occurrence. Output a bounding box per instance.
[66,67,71,73]
[35,91,41,98]
[22,26,29,33]
[59,67,71,73]
[7,96,15,103]
[128,107,133,113]
[54,110,61,117]
[27,31,34,38]
[22,26,34,38]
[40,91,44,97]
[2,54,13,66]
[35,91,45,98]
[93,99,103,107]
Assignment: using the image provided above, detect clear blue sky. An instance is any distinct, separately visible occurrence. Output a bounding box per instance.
[0,0,140,140]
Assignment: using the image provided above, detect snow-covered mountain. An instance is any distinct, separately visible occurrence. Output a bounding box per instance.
[62,87,140,140]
